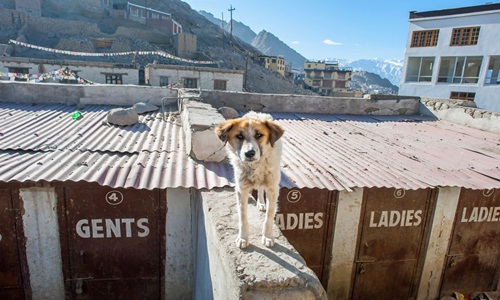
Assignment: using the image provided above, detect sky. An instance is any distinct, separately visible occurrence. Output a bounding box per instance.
[183,0,492,61]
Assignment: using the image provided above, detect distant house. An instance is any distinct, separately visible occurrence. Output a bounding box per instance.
[0,57,139,85]
[126,2,182,35]
[399,3,500,112]
[303,61,352,96]
[257,55,286,77]
[145,64,244,91]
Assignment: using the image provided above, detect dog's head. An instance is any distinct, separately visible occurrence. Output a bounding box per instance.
[215,115,284,162]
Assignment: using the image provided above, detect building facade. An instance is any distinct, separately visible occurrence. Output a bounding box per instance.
[126,2,182,35]
[0,57,139,85]
[145,64,244,91]
[399,3,500,112]
[303,61,352,96]
[257,55,286,77]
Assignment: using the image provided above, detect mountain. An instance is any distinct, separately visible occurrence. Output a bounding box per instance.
[339,59,403,86]
[198,11,256,45]
[350,71,399,95]
[251,30,306,70]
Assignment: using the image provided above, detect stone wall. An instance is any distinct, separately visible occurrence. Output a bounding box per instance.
[420,97,500,133]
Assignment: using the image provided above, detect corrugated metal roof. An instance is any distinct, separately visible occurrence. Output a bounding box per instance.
[1,103,499,191]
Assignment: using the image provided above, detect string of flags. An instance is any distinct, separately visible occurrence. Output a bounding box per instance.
[0,66,94,84]
[9,39,219,65]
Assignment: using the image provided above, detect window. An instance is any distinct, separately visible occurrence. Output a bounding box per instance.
[450,91,475,101]
[141,9,147,18]
[411,30,439,47]
[338,73,346,80]
[214,80,227,91]
[335,81,347,88]
[451,27,480,46]
[438,56,482,84]
[323,72,332,79]
[151,12,159,19]
[485,56,500,85]
[312,80,321,86]
[272,59,277,63]
[159,76,168,87]
[105,74,123,84]
[183,78,197,88]
[322,80,332,87]
[405,57,435,82]
[130,7,138,16]
[102,0,109,6]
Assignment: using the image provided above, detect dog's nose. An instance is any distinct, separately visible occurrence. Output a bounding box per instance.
[245,149,256,158]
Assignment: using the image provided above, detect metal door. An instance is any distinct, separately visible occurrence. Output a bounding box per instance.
[440,189,500,297]
[352,188,433,299]
[64,186,162,299]
[0,189,24,299]
[275,188,336,286]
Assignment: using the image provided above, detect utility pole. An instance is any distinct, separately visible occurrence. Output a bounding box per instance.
[228,5,235,44]
[221,12,225,49]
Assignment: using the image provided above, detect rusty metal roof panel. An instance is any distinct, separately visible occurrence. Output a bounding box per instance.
[1,103,500,191]
[273,112,500,190]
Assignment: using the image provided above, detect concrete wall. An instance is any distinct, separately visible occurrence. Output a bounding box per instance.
[196,189,327,300]
[0,81,177,106]
[200,90,420,115]
[146,65,244,92]
[19,187,65,300]
[0,57,139,85]
[174,33,197,57]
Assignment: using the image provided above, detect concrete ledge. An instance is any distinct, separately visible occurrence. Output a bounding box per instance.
[199,89,420,115]
[0,81,177,106]
[180,90,226,162]
[197,189,326,299]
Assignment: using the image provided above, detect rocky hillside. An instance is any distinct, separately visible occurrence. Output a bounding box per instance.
[350,71,399,94]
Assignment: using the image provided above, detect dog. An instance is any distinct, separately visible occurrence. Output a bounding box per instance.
[215,111,284,248]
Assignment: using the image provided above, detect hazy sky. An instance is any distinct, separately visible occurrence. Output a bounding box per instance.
[184,0,492,61]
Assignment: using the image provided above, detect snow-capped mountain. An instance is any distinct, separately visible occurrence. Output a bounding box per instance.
[338,59,403,86]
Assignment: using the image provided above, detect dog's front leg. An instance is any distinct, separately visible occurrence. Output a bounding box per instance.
[256,189,266,211]
[262,187,278,247]
[236,187,250,248]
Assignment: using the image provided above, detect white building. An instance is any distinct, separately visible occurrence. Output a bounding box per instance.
[145,64,244,91]
[399,3,500,112]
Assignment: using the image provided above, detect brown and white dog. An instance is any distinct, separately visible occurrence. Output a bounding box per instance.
[215,111,284,248]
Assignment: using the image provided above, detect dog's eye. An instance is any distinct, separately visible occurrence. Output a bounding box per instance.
[236,134,244,140]
[255,133,263,139]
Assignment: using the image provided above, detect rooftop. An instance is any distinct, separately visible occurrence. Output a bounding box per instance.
[1,100,499,191]
[409,2,500,19]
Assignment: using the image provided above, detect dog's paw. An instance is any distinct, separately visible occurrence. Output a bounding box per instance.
[235,237,248,249]
[262,236,274,247]
[257,202,266,211]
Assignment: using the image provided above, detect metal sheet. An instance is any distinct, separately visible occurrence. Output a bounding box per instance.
[275,188,335,285]
[0,189,23,300]
[440,189,500,297]
[352,188,433,299]
[63,186,162,298]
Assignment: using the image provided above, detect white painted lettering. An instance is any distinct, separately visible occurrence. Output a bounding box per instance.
[461,208,468,223]
[493,207,500,222]
[91,219,104,238]
[122,218,134,237]
[105,219,121,237]
[414,210,422,226]
[478,207,489,222]
[287,214,298,230]
[276,214,285,230]
[137,218,150,237]
[469,207,479,222]
[314,213,324,229]
[400,210,406,227]
[304,213,314,229]
[389,211,400,227]
[460,206,500,223]
[76,219,91,238]
[75,218,150,238]
[379,211,388,227]
[275,213,325,230]
[405,210,414,227]
[369,211,377,227]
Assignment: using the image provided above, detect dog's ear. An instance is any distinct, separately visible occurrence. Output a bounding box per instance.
[265,120,284,147]
[214,120,234,143]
